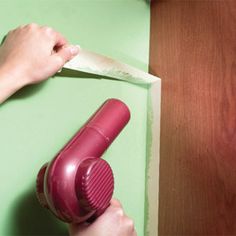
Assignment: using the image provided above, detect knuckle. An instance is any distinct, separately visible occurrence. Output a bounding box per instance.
[7,30,13,35]
[115,208,124,217]
[127,219,135,230]
[55,56,64,67]
[43,26,53,34]
[61,36,68,44]
[43,27,56,39]
[28,23,38,29]
[7,29,16,36]
[111,198,122,207]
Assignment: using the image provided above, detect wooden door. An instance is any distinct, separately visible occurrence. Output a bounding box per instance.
[150,1,236,235]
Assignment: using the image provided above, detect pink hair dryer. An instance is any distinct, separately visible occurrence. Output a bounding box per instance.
[36,99,130,223]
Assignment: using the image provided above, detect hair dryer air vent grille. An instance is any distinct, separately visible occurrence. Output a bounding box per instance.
[76,158,114,212]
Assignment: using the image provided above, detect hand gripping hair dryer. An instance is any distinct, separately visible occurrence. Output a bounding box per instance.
[36,98,130,223]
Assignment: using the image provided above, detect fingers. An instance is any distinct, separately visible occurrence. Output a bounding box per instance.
[57,45,79,60]
[110,199,136,235]
[54,31,68,48]
[52,45,79,65]
[40,24,79,69]
[110,198,122,208]
[32,24,79,75]
[68,199,136,236]
[9,24,68,48]
[39,24,79,73]
[14,24,67,48]
[19,23,79,76]
[123,215,136,235]
[47,45,79,74]
[40,25,68,48]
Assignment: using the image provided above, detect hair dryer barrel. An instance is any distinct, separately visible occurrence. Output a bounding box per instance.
[86,98,131,145]
[61,98,131,158]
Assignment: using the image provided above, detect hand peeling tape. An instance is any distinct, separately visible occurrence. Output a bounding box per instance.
[61,48,161,236]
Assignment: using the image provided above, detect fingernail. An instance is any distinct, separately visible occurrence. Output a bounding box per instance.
[69,45,79,55]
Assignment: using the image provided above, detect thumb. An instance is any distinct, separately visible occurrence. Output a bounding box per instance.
[56,45,79,62]
[48,45,79,74]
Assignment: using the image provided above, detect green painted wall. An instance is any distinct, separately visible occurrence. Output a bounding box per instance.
[0,1,150,235]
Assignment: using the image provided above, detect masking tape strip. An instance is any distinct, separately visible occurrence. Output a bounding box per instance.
[63,48,159,84]
[62,48,161,236]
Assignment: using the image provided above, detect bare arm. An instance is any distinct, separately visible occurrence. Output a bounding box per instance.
[0,23,79,103]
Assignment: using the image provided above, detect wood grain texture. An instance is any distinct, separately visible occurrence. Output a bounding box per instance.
[150,1,236,235]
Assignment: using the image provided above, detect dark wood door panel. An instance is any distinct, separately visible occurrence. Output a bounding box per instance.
[150,1,236,235]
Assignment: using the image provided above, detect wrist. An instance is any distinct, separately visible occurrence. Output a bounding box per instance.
[0,66,25,104]
[0,64,27,87]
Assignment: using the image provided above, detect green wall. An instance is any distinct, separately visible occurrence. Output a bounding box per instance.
[0,1,150,235]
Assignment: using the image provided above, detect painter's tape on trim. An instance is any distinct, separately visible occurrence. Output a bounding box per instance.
[62,48,161,236]
[63,48,159,85]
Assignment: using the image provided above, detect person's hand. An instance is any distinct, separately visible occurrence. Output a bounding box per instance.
[0,23,79,103]
[69,199,137,236]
